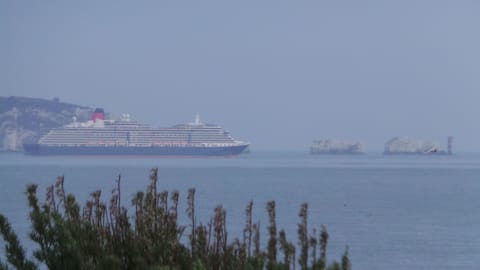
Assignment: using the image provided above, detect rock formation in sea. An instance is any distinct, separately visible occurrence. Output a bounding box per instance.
[383,137,445,155]
[310,139,364,154]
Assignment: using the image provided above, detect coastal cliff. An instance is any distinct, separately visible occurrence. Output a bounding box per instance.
[0,96,93,151]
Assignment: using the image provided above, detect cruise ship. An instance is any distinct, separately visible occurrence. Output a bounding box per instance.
[23,109,250,156]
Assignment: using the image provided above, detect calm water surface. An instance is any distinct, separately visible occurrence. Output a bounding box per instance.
[1,152,479,270]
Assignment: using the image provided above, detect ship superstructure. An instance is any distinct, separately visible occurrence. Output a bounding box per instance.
[24,109,249,156]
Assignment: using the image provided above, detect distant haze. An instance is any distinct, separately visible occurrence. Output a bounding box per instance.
[2,1,479,151]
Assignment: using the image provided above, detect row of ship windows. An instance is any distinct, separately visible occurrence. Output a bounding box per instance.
[45,132,231,136]
[45,134,233,139]
[43,144,239,147]
[49,131,229,137]
[61,127,224,130]
[41,135,235,140]
[41,139,235,144]
[43,135,234,140]
[97,129,224,133]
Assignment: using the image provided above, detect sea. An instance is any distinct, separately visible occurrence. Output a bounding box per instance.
[1,151,479,270]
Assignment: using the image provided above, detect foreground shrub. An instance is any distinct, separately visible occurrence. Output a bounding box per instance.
[0,168,351,270]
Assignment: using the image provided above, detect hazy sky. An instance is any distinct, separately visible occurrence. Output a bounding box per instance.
[2,1,479,151]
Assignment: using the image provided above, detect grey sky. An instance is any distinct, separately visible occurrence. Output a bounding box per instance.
[2,1,479,151]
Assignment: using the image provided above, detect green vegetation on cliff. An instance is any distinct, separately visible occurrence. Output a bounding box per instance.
[0,96,93,151]
[0,168,351,270]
